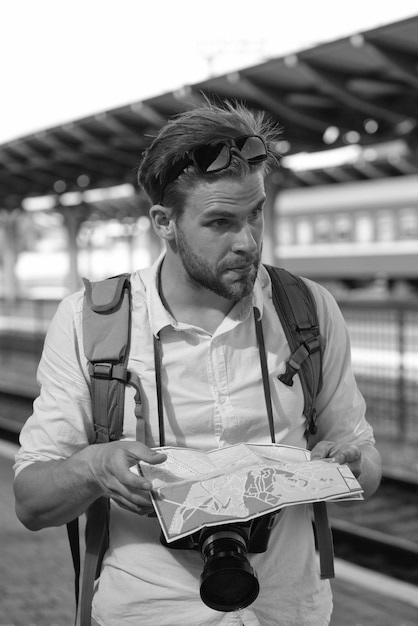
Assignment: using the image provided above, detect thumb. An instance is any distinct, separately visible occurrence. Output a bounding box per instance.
[122,441,167,465]
[146,449,167,465]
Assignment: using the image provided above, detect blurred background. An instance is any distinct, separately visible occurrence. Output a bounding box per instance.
[0,2,417,624]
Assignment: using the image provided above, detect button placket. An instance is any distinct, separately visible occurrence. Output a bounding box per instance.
[211,337,229,406]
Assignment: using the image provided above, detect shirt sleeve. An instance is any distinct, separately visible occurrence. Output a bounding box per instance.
[13,292,94,476]
[304,279,376,449]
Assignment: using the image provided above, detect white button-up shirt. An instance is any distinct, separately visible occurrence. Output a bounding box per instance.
[15,257,374,626]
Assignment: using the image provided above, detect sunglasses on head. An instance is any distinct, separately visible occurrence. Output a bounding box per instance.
[157,135,268,203]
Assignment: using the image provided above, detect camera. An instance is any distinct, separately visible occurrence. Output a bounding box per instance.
[160,512,278,612]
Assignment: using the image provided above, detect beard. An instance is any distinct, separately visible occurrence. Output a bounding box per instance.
[175,227,260,301]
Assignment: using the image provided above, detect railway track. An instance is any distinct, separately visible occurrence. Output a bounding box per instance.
[1,391,417,586]
[328,476,418,585]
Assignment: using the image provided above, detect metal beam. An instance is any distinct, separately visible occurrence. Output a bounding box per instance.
[364,40,418,90]
[129,102,167,127]
[226,73,330,135]
[322,167,358,183]
[94,113,147,147]
[352,160,386,180]
[297,57,408,128]
[61,123,134,165]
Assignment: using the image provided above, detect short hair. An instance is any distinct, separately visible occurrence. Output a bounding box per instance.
[137,99,281,215]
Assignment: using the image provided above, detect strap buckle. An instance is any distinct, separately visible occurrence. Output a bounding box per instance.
[279,335,322,387]
[90,362,113,379]
[304,335,322,354]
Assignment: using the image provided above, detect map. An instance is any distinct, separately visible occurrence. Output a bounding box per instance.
[134,443,363,543]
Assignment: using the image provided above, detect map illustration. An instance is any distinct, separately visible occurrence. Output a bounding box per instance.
[136,443,363,543]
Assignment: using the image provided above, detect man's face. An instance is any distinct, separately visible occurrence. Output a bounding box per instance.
[172,171,266,301]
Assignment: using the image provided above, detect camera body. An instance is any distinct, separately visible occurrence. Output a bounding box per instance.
[160,512,279,611]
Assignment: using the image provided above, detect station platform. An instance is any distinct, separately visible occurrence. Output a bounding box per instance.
[1,441,417,626]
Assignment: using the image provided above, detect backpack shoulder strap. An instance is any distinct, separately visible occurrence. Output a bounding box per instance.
[67,273,140,626]
[264,265,323,436]
[264,265,334,580]
[83,273,132,443]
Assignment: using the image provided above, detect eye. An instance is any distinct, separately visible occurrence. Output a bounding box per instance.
[212,218,230,228]
[249,207,263,220]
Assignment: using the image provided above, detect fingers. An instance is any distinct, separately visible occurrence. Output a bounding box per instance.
[87,441,167,512]
[112,494,155,516]
[334,446,362,477]
[310,441,363,478]
[119,441,167,466]
[98,469,156,515]
[310,441,335,461]
[333,446,361,465]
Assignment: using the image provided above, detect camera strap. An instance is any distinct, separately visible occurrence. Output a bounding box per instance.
[254,308,276,443]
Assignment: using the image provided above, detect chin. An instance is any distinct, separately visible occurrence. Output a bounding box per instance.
[225,277,256,301]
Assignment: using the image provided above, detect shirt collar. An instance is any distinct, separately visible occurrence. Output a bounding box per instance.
[142,254,270,337]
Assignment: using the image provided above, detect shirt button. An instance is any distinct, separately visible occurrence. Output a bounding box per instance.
[219,394,227,403]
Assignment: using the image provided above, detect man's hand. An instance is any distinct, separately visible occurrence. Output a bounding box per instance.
[310,440,382,499]
[85,441,167,515]
[310,440,362,477]
[14,441,167,529]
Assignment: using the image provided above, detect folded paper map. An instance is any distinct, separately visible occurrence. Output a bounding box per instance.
[134,443,363,543]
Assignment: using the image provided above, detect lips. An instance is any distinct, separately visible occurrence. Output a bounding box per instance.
[226,263,256,276]
[229,264,252,270]
[228,257,257,269]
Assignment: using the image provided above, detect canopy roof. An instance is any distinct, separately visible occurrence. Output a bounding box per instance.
[1,15,417,209]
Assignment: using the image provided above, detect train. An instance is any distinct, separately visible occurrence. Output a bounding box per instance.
[272,174,418,294]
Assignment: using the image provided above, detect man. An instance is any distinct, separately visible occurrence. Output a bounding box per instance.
[14,101,382,626]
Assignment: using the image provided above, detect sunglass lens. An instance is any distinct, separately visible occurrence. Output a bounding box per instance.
[194,143,230,172]
[236,136,267,162]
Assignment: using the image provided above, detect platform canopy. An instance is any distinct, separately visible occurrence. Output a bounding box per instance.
[1,15,417,211]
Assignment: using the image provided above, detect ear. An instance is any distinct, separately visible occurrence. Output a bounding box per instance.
[149,204,176,240]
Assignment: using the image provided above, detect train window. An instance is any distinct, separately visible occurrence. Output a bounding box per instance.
[314,217,332,243]
[376,211,395,241]
[399,208,418,239]
[276,219,294,246]
[334,215,352,242]
[296,219,313,245]
[355,213,374,242]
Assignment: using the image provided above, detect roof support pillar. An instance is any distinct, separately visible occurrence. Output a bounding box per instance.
[59,206,85,293]
[0,209,21,302]
[263,172,282,266]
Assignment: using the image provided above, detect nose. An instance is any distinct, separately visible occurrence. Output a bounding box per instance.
[231,224,258,255]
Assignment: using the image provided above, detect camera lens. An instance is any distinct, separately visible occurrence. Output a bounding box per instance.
[199,526,260,612]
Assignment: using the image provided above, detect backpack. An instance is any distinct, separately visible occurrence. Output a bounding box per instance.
[67,265,333,626]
